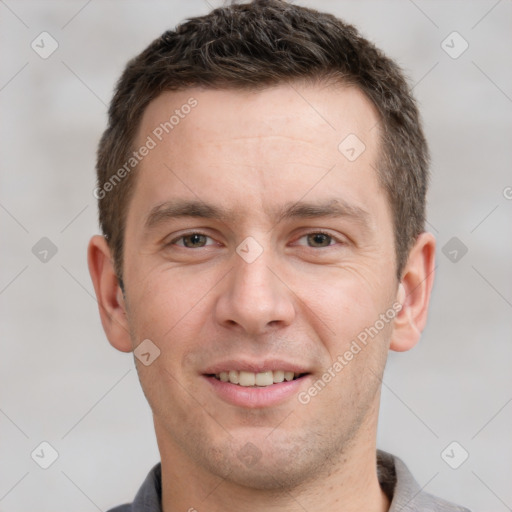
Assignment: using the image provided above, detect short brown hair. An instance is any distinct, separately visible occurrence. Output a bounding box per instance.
[95,0,429,282]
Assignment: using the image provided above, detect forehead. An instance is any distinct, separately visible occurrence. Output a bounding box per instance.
[130,82,384,225]
[138,82,379,149]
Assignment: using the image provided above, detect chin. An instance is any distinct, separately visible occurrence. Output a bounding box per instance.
[195,435,332,491]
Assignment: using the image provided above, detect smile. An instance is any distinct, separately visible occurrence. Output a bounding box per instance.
[212,370,305,387]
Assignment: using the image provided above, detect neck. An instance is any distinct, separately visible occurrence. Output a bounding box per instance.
[156,417,389,512]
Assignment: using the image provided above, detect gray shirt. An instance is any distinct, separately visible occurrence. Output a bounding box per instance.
[107,450,471,512]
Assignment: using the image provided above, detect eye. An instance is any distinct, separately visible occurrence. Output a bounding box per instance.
[296,232,338,248]
[297,231,334,248]
[171,232,214,248]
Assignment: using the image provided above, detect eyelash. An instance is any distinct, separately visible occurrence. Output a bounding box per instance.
[169,232,217,248]
[168,230,343,248]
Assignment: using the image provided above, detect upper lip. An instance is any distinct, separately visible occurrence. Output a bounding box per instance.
[202,359,311,375]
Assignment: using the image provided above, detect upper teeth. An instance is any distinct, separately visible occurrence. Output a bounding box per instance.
[215,370,297,387]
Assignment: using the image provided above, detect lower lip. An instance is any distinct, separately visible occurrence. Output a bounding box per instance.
[204,375,310,408]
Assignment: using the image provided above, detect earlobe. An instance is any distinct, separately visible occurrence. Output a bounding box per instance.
[87,235,133,353]
[389,232,436,353]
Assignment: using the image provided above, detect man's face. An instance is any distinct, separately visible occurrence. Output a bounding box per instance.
[122,83,399,487]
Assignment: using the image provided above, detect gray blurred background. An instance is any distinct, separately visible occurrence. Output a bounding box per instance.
[1,1,511,510]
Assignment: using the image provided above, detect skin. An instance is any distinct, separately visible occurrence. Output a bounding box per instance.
[88,82,435,512]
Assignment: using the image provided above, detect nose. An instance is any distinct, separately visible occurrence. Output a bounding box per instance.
[214,247,296,336]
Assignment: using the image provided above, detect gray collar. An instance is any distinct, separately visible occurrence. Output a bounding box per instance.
[113,450,470,512]
[379,451,470,511]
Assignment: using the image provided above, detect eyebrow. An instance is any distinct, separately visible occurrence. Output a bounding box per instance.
[274,199,370,226]
[145,199,235,230]
[144,198,371,231]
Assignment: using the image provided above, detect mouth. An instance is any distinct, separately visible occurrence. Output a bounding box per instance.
[208,370,308,387]
[202,362,311,408]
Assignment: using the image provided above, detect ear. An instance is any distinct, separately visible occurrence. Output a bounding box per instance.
[87,235,133,353]
[390,232,436,352]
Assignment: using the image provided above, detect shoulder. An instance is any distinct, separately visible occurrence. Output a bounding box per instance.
[378,450,472,512]
[105,463,162,512]
[405,484,472,512]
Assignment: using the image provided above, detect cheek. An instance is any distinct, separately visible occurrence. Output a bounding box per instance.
[125,273,214,421]
[126,266,216,342]
[293,267,395,405]
[295,267,392,350]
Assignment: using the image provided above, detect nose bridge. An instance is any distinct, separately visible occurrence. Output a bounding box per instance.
[215,240,295,334]
[235,250,275,301]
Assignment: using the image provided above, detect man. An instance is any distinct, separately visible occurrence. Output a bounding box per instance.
[88,1,470,510]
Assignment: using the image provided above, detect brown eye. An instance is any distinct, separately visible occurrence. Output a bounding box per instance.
[306,233,333,247]
[176,233,209,248]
